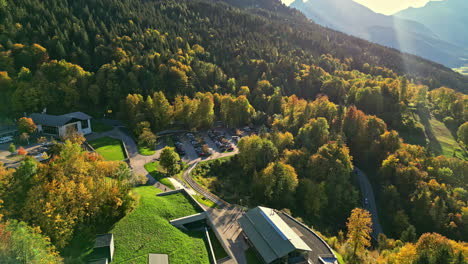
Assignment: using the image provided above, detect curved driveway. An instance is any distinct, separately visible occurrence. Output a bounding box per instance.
[86,127,169,189]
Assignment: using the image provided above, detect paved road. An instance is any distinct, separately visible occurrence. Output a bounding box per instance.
[279,213,335,264]
[354,167,384,239]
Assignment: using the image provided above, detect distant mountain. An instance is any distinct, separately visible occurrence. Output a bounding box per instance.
[396,0,468,47]
[290,0,468,68]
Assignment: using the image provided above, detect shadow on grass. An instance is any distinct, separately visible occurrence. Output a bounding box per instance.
[418,110,442,155]
[62,219,121,264]
[144,162,175,189]
[245,247,263,264]
[208,229,228,260]
[89,137,121,149]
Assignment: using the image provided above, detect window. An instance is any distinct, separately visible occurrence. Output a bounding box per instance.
[42,126,58,135]
[81,120,89,129]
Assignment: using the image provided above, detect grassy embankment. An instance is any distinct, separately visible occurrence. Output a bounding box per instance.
[144,161,175,189]
[63,186,210,263]
[418,112,467,160]
[110,186,210,263]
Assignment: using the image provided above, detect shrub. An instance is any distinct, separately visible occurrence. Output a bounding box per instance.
[17,147,27,155]
[8,143,15,154]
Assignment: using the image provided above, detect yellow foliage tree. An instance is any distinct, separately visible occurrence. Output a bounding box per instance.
[346,208,373,262]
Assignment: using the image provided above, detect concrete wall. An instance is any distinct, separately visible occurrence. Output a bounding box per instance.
[170,212,207,229]
[109,235,114,262]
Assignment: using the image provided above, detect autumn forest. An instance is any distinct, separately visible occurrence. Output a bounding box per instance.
[0,0,467,263]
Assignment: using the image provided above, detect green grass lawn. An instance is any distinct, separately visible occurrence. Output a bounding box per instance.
[89,137,126,161]
[425,115,467,159]
[144,161,175,189]
[110,186,209,264]
[91,120,113,133]
[194,194,217,209]
[208,230,228,260]
[333,249,345,264]
[245,247,262,264]
[138,145,155,156]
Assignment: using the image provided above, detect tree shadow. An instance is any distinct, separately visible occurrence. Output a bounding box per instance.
[62,218,121,263]
[418,110,442,155]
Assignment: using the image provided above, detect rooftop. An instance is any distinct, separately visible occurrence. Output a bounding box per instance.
[239,206,311,263]
[278,212,337,264]
[94,233,113,248]
[30,112,91,127]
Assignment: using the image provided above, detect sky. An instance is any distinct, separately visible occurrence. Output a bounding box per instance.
[281,0,444,15]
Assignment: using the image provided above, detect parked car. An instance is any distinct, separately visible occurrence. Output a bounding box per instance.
[0,136,13,144]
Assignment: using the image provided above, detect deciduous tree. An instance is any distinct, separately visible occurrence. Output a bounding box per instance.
[0,219,62,263]
[254,161,298,208]
[17,117,36,134]
[346,208,372,263]
[297,117,329,153]
[159,147,181,176]
[17,147,27,156]
[457,122,468,147]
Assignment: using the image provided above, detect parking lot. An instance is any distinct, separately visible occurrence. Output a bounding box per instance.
[170,128,240,162]
[0,141,53,168]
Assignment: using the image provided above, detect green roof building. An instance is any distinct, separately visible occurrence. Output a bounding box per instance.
[239,206,312,264]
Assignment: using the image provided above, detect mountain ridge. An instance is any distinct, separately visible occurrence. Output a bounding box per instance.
[291,0,468,68]
[396,0,468,47]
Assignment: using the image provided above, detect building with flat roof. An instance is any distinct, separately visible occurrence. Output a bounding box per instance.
[239,206,312,264]
[30,111,92,138]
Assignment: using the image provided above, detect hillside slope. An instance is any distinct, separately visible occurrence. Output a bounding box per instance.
[0,0,466,94]
[397,0,468,47]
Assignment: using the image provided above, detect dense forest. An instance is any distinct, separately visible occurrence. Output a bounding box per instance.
[0,0,467,263]
[0,0,467,119]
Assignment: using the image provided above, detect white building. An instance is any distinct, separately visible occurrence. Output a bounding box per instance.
[30,112,92,138]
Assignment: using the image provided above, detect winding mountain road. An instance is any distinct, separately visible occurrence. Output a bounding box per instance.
[354,167,384,239]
